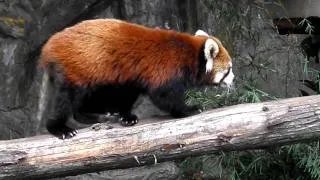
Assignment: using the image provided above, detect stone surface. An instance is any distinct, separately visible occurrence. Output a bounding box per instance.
[0,0,103,139]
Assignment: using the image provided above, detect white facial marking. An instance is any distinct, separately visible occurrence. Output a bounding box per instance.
[195,29,209,37]
[223,69,235,87]
[213,62,234,88]
[206,58,213,73]
[213,70,227,84]
[204,39,219,73]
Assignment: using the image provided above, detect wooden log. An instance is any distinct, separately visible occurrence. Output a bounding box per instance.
[1,95,320,179]
[51,162,181,180]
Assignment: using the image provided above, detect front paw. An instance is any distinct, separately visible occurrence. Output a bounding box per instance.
[185,105,203,116]
[187,105,203,113]
[119,114,139,126]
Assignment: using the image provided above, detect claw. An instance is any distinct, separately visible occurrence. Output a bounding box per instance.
[104,112,111,117]
[133,155,140,165]
[119,114,138,126]
[153,154,158,164]
[71,130,77,136]
[48,125,77,139]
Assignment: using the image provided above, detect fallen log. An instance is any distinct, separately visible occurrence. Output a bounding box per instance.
[1,95,320,179]
[51,161,181,180]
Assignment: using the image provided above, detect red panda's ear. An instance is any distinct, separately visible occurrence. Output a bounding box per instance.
[195,30,209,37]
[204,39,219,73]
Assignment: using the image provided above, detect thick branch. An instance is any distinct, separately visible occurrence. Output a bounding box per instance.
[51,162,180,180]
[1,95,320,179]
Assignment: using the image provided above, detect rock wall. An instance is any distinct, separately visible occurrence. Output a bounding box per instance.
[0,0,105,139]
[0,0,306,141]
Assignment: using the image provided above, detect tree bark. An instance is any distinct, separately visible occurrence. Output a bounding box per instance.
[51,162,181,180]
[1,95,320,179]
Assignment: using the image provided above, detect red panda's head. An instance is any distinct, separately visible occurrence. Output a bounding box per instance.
[195,30,234,88]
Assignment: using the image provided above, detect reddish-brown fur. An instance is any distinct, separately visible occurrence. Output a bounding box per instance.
[40,19,230,88]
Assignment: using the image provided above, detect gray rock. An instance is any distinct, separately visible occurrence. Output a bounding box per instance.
[0,0,105,139]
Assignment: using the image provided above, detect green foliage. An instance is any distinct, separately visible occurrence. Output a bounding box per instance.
[180,143,320,180]
[186,81,277,111]
[185,87,237,110]
[291,142,320,180]
[218,142,320,180]
[238,83,278,103]
[298,18,315,35]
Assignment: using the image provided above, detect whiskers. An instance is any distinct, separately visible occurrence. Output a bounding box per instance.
[220,82,235,94]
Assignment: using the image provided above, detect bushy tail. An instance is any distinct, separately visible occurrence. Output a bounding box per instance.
[36,69,50,131]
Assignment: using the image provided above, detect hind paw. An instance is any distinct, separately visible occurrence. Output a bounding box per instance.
[171,105,203,118]
[47,125,78,139]
[119,114,139,126]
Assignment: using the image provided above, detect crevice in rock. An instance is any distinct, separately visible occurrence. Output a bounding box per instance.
[66,0,112,26]
[176,0,198,32]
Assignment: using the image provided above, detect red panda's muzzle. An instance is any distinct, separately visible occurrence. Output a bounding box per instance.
[213,66,234,88]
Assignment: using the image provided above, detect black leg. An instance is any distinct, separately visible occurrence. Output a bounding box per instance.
[149,81,202,118]
[46,86,77,139]
[71,87,106,124]
[71,84,141,126]
[118,91,140,126]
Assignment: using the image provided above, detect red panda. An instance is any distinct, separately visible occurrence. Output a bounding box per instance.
[40,19,234,139]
